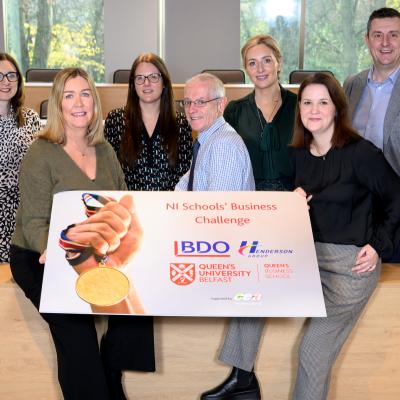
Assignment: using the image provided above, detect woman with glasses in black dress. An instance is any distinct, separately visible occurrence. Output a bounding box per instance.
[104,52,193,384]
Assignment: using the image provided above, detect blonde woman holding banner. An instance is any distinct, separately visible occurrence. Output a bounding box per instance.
[10,67,153,400]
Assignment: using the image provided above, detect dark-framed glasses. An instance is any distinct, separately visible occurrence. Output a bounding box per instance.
[0,71,19,82]
[134,73,162,85]
[180,97,221,108]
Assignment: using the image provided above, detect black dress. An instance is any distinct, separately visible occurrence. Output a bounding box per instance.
[0,107,40,262]
[103,107,193,377]
[104,108,192,191]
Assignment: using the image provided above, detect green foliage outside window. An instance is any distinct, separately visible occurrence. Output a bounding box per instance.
[241,0,400,84]
[5,0,104,82]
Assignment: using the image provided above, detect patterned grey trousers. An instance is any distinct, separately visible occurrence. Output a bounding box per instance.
[293,243,380,400]
[219,242,380,400]
[219,316,265,372]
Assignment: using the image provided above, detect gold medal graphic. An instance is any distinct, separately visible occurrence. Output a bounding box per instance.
[76,263,130,306]
[60,193,131,307]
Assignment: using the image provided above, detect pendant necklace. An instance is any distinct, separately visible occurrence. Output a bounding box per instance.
[256,96,281,139]
[312,144,331,160]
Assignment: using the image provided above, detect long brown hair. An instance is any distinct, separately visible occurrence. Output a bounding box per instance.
[121,53,179,166]
[291,72,360,149]
[0,53,25,127]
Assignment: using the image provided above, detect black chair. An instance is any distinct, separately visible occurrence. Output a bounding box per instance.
[289,70,334,84]
[113,69,131,83]
[26,68,61,82]
[40,99,49,119]
[201,69,245,84]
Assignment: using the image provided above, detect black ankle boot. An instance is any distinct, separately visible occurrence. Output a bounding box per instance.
[200,367,261,399]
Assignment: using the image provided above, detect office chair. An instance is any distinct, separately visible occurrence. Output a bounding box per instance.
[113,69,131,83]
[25,68,61,82]
[289,70,334,84]
[40,99,49,119]
[201,69,245,84]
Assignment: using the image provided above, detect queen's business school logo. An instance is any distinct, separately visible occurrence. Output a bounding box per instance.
[238,240,294,258]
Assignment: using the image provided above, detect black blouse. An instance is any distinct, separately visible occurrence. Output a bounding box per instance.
[104,108,192,191]
[292,138,400,258]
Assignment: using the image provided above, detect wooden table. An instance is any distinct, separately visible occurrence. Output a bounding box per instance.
[1,262,399,399]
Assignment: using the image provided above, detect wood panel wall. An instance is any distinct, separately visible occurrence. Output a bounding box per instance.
[24,83,299,119]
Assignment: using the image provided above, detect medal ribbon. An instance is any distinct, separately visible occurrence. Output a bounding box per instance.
[59,193,115,255]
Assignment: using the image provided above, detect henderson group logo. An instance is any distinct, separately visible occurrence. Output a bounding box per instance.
[238,240,294,258]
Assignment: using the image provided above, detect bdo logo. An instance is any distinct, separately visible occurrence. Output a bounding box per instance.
[174,241,230,257]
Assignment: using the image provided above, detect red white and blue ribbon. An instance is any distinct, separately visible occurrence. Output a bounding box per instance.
[59,193,115,254]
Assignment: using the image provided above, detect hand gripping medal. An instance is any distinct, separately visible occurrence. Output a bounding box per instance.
[59,193,130,307]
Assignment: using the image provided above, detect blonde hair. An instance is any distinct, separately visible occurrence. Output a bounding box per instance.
[241,35,282,76]
[38,68,104,145]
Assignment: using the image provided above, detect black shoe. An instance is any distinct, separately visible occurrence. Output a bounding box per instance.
[200,367,261,399]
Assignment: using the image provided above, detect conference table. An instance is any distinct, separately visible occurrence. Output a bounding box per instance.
[1,261,399,399]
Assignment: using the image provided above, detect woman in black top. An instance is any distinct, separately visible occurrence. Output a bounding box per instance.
[104,53,192,191]
[104,53,192,389]
[291,73,400,400]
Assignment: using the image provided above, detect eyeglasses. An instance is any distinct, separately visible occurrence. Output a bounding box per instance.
[179,97,221,108]
[0,72,18,82]
[134,73,162,85]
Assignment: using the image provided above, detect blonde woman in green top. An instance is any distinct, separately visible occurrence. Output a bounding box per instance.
[201,35,297,400]
[10,68,154,400]
[224,35,297,191]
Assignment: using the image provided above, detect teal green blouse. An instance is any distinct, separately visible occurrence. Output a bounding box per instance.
[224,87,297,187]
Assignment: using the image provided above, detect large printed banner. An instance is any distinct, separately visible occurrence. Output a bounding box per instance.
[40,191,326,317]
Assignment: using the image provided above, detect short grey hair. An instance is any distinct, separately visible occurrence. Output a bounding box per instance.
[185,73,225,98]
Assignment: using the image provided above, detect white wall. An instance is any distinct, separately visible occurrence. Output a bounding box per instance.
[104,0,159,82]
[165,0,241,82]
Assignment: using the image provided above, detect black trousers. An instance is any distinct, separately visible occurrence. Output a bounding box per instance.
[10,245,155,400]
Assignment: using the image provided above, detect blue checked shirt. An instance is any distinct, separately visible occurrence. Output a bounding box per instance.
[175,116,255,191]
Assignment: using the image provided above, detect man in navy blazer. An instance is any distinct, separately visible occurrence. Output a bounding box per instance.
[344,7,400,261]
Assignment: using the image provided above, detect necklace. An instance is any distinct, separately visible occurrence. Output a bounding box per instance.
[311,144,331,160]
[65,142,91,158]
[256,96,281,138]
